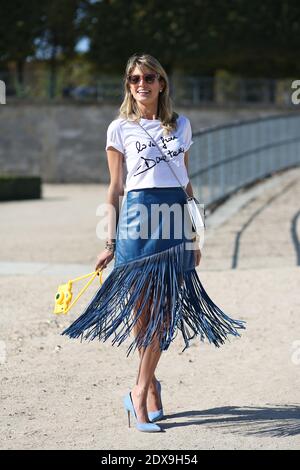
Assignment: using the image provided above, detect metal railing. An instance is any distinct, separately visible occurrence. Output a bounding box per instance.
[189,113,300,208]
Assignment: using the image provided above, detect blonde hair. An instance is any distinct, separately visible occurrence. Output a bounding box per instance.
[118,53,178,135]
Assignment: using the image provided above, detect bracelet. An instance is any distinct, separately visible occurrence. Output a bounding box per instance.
[105,240,116,253]
[105,247,115,254]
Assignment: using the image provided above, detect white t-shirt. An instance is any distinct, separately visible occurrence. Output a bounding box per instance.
[105,115,194,191]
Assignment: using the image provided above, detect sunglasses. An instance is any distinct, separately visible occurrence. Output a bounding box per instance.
[127,73,160,85]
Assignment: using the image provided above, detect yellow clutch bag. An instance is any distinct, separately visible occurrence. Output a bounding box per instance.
[53,270,103,315]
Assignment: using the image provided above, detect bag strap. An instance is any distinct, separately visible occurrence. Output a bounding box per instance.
[135,120,193,201]
[65,271,103,312]
[54,270,103,315]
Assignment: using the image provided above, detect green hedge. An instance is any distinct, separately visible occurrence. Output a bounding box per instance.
[0,175,41,201]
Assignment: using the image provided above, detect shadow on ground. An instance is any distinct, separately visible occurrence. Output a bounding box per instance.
[161,404,300,437]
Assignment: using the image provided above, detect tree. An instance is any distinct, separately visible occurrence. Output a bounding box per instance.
[36,0,83,97]
[0,0,42,84]
[84,0,300,77]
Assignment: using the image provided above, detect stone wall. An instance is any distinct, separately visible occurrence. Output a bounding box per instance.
[0,103,287,183]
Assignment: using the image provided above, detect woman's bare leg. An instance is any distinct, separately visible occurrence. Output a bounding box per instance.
[135,344,162,412]
[131,285,163,422]
[131,334,162,423]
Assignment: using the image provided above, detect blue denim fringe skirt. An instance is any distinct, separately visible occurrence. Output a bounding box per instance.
[62,187,245,356]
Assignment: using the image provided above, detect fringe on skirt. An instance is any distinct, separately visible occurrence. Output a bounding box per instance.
[62,187,246,356]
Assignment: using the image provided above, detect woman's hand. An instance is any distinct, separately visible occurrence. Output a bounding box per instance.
[194,246,202,267]
[95,249,115,272]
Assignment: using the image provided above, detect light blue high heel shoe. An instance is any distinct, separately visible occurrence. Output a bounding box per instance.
[123,392,162,432]
[148,380,164,423]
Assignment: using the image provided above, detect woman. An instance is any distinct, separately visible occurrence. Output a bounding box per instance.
[62,53,245,433]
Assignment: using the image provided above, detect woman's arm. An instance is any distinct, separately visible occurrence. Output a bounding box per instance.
[184,151,201,266]
[184,151,194,197]
[95,147,124,271]
[106,147,125,241]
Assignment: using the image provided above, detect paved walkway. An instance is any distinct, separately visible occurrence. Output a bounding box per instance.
[1,166,299,276]
[1,167,300,450]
